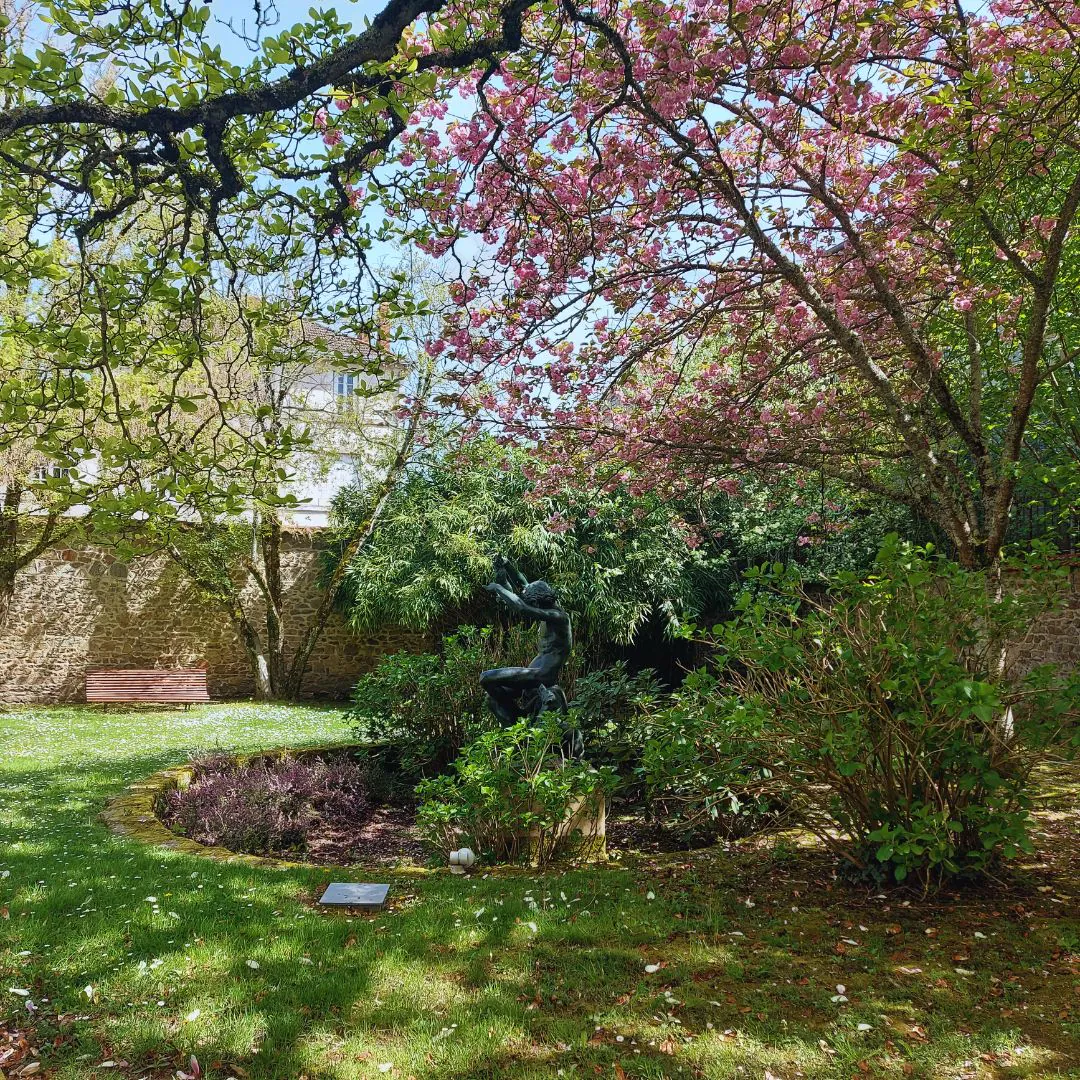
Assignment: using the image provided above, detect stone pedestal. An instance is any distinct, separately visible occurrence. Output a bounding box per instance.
[526,789,606,864]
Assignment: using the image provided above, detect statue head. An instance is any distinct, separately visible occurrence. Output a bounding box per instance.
[522,579,558,607]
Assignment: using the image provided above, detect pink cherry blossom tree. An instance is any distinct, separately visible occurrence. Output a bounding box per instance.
[385,0,1080,567]
[7,0,1075,567]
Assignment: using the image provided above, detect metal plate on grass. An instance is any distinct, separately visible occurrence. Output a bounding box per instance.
[319,883,390,910]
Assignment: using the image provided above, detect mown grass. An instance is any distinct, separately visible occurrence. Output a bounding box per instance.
[1,703,1079,1079]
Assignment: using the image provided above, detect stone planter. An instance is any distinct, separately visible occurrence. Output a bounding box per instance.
[523,789,606,865]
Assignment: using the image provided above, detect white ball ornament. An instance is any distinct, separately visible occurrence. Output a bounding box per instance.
[449,847,476,868]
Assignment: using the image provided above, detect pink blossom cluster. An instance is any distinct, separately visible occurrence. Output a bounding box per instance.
[343,0,1080,514]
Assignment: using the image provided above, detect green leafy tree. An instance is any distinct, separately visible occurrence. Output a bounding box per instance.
[0,309,88,616]
[335,439,941,652]
[1,28,434,699]
[0,0,515,657]
[0,0,536,324]
[108,291,429,700]
[334,438,727,650]
[0,2,113,614]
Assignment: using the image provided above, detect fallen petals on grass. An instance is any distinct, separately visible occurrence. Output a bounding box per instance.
[176,1054,201,1079]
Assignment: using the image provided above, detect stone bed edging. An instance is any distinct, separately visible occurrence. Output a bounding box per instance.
[99,743,437,877]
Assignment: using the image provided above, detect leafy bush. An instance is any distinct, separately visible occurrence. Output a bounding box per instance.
[640,671,788,841]
[332,438,729,649]
[416,718,616,866]
[346,624,536,776]
[347,623,671,781]
[569,663,781,840]
[677,538,1080,889]
[158,752,374,855]
[333,441,937,682]
[568,662,667,776]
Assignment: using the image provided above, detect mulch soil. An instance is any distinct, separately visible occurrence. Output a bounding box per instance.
[163,796,715,866]
[300,804,428,866]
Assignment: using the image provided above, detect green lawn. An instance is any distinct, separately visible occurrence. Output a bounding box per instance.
[1,704,1079,1079]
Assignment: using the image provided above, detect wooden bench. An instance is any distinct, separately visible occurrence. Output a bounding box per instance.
[86,668,211,707]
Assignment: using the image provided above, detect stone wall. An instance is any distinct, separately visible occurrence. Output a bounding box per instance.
[2,539,1077,705]
[0,532,420,703]
[1011,563,1080,675]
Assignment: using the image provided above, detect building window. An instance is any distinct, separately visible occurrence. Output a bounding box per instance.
[334,373,357,410]
[31,463,75,483]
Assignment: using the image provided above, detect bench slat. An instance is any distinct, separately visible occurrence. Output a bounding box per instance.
[86,668,211,704]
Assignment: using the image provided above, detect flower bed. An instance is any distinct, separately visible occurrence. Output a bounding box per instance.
[103,743,726,870]
[156,750,427,866]
[101,744,426,870]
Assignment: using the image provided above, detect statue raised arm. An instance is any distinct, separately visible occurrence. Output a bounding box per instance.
[492,553,530,595]
[479,557,581,757]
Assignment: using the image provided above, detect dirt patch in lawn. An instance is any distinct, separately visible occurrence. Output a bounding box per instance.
[605,811,723,855]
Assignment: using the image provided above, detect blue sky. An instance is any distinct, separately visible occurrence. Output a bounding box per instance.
[206,0,388,60]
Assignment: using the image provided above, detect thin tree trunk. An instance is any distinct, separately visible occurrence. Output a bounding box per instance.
[260,512,286,695]
[229,602,279,700]
[239,622,275,699]
[167,537,279,699]
[229,582,276,700]
[0,484,65,613]
[0,483,23,616]
[280,384,428,700]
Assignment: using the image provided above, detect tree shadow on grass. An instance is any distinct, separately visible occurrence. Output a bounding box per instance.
[1,748,1079,1079]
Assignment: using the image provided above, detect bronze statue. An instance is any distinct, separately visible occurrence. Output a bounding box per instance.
[480,555,582,757]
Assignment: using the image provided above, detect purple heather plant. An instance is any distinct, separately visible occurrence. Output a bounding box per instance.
[160,752,375,855]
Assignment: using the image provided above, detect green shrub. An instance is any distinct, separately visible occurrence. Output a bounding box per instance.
[346,624,533,776]
[332,438,729,650]
[568,662,667,777]
[680,537,1080,889]
[640,671,787,840]
[347,623,662,780]
[415,718,616,866]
